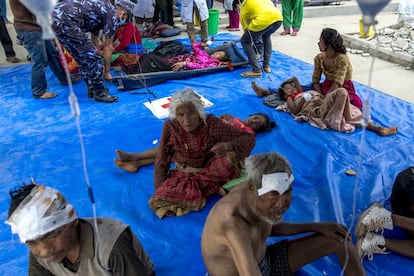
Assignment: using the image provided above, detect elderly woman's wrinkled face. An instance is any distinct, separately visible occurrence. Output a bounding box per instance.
[175,103,202,132]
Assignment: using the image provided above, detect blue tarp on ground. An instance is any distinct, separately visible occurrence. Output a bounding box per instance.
[0,33,413,275]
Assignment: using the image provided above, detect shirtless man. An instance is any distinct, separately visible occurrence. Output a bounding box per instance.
[201,152,366,276]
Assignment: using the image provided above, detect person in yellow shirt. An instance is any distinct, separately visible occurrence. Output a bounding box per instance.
[238,0,282,78]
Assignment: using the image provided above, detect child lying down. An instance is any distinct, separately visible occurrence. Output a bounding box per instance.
[252,77,398,136]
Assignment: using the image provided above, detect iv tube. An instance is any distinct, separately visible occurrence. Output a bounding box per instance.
[19,0,101,241]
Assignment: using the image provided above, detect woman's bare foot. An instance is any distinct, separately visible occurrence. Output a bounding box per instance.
[115,149,137,162]
[377,126,398,136]
[114,158,140,173]
[252,81,270,98]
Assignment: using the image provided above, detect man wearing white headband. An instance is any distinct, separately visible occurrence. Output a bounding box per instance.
[6,183,155,275]
[201,152,366,276]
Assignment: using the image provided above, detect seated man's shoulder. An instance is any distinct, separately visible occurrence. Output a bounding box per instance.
[208,203,244,233]
[82,217,129,231]
[210,186,247,219]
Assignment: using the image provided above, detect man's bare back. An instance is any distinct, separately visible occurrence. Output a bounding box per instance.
[201,182,272,276]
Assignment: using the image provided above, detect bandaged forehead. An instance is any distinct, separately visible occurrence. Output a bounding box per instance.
[5,185,77,243]
[257,173,294,196]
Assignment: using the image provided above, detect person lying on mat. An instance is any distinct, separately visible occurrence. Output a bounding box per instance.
[147,88,256,218]
[252,77,306,99]
[122,41,231,74]
[114,113,275,173]
[252,28,363,109]
[5,182,155,276]
[201,152,366,276]
[253,77,398,136]
[356,166,414,262]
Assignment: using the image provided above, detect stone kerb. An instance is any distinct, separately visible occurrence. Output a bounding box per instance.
[342,32,414,69]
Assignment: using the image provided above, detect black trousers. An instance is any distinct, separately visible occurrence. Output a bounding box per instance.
[0,15,16,57]
[153,0,174,26]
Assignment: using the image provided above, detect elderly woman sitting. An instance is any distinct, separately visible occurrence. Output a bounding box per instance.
[149,88,256,218]
[114,112,275,173]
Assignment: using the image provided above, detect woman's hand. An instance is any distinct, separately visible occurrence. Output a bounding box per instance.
[171,61,186,72]
[219,114,233,122]
[210,142,233,157]
[286,96,305,115]
[234,4,241,12]
[313,83,321,93]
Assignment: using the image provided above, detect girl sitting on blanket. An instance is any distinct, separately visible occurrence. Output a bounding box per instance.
[312,28,363,110]
[114,113,275,173]
[253,28,364,110]
[253,77,397,136]
[144,88,256,218]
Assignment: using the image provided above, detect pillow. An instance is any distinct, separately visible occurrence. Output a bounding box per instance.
[159,27,182,37]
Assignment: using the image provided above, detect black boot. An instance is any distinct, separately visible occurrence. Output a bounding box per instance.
[88,87,118,103]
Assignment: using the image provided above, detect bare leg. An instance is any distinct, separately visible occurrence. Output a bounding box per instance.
[251,81,270,98]
[371,214,414,258]
[391,213,414,236]
[366,122,398,136]
[288,233,366,276]
[356,210,414,260]
[186,22,196,43]
[114,158,156,173]
[385,238,414,258]
[115,147,158,162]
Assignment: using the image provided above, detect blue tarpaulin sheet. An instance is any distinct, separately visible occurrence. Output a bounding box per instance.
[0,33,413,275]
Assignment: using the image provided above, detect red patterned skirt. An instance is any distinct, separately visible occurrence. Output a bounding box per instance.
[149,154,240,218]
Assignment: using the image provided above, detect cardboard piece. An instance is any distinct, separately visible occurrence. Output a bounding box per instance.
[144,93,213,119]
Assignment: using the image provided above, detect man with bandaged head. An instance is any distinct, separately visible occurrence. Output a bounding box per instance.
[201,152,366,276]
[6,183,155,275]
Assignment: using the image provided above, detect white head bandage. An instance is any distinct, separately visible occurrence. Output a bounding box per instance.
[5,185,77,243]
[257,173,294,196]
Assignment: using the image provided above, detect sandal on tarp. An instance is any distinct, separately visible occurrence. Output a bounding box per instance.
[240,71,262,78]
